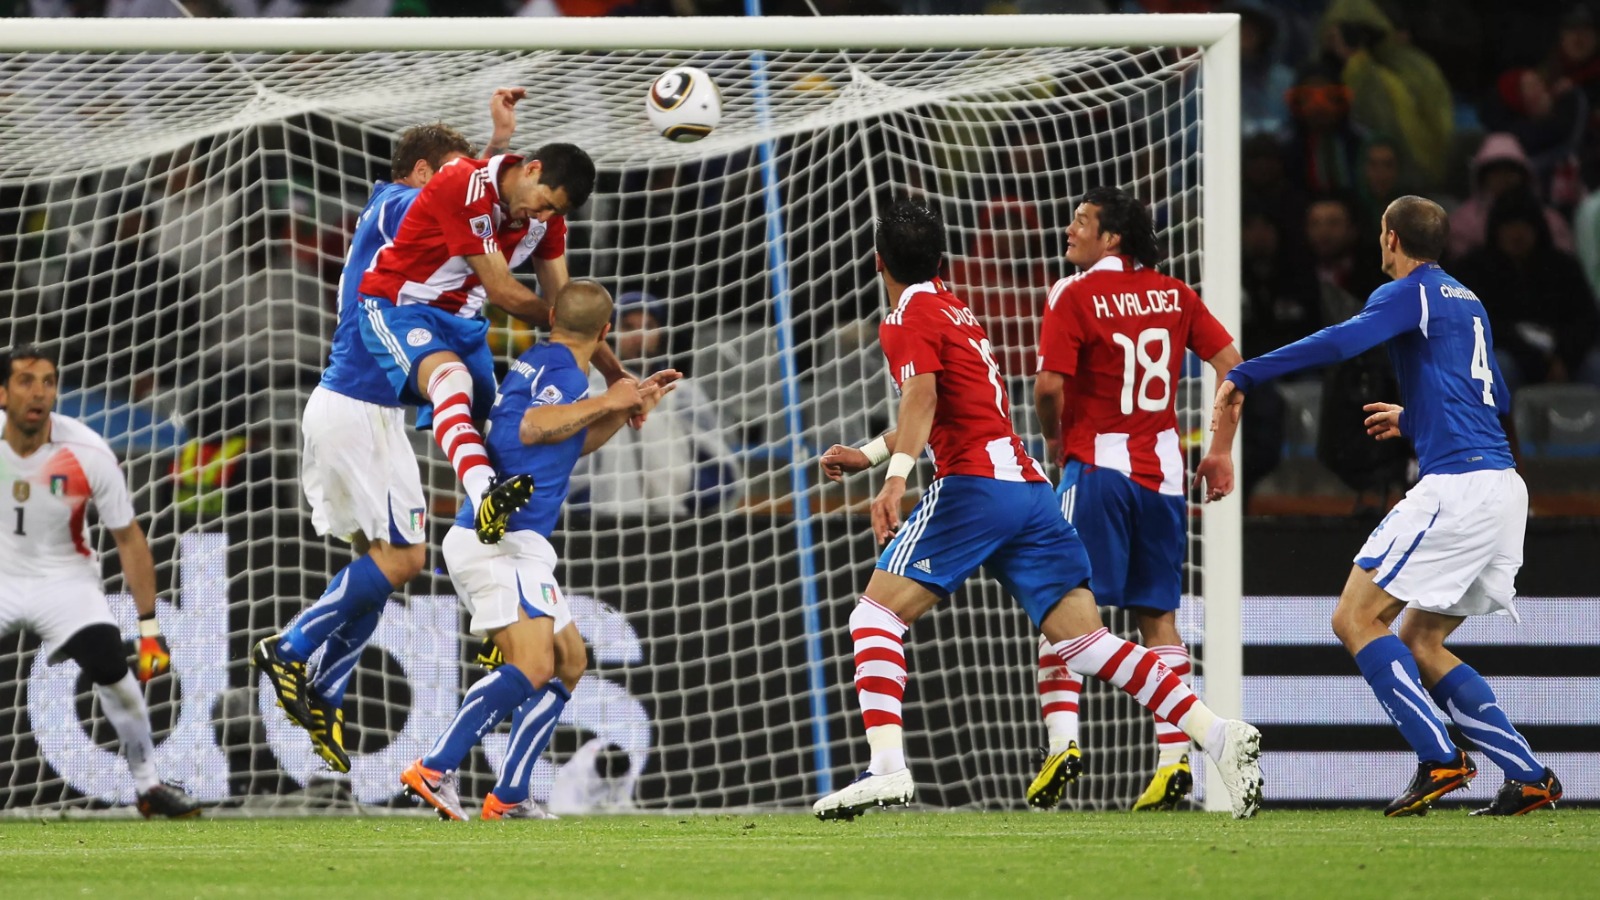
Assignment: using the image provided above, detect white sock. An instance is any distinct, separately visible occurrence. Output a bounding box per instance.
[1037,634,1082,753]
[96,672,160,792]
[867,724,906,776]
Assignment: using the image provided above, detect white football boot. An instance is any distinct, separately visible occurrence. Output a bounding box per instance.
[1212,720,1264,819]
[812,768,915,821]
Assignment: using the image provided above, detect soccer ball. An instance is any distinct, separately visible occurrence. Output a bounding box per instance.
[647,66,722,143]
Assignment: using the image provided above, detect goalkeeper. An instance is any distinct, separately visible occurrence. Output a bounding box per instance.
[401,280,678,820]
[0,345,199,818]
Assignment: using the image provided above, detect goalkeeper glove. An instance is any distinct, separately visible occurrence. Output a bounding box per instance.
[137,613,171,682]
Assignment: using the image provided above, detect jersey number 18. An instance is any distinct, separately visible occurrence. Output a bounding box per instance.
[1112,327,1172,415]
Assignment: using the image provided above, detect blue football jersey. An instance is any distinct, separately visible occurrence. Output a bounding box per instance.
[319,181,420,406]
[1228,262,1514,477]
[454,341,593,538]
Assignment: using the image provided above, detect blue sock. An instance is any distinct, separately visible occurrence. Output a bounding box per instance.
[280,555,394,663]
[1430,664,1543,782]
[1353,635,1457,764]
[493,680,571,804]
[308,605,383,709]
[423,666,537,773]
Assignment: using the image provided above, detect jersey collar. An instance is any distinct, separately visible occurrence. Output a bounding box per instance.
[1085,254,1142,274]
[485,153,524,208]
[895,280,940,310]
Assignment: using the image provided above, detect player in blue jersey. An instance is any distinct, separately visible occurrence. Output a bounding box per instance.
[1214,195,1562,817]
[400,280,678,820]
[252,90,522,773]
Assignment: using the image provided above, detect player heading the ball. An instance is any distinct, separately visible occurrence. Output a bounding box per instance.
[811,200,1264,821]
[357,135,609,544]
[254,89,523,774]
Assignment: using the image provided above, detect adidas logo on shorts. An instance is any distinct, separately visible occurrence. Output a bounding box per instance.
[913,559,932,574]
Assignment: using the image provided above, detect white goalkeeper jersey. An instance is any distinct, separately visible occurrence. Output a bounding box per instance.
[0,412,135,582]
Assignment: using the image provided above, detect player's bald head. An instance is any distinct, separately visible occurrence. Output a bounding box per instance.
[1382,195,1448,261]
[552,280,614,338]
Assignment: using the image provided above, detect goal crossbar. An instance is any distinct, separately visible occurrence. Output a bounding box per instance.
[0,14,1238,52]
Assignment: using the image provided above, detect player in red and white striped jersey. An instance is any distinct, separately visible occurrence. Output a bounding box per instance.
[1027,187,1243,812]
[811,200,1262,821]
[356,143,621,545]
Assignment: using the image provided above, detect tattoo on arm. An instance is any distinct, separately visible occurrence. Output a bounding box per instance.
[522,404,613,445]
[484,138,511,158]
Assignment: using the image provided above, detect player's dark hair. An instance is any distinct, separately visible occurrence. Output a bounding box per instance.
[875,199,946,284]
[1081,186,1160,267]
[1383,195,1448,261]
[531,143,597,212]
[0,344,56,385]
[391,123,474,182]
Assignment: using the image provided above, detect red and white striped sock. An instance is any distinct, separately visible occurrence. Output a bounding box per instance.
[428,361,493,507]
[852,597,909,775]
[1037,633,1082,753]
[1052,627,1218,750]
[1150,645,1192,765]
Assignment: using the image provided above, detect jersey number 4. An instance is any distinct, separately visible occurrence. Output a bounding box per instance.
[1111,327,1172,415]
[1470,316,1495,406]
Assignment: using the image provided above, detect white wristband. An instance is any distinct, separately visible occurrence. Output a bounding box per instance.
[859,436,891,466]
[886,452,916,481]
[138,617,161,638]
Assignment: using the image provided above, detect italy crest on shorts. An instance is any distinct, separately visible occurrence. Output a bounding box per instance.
[409,508,425,533]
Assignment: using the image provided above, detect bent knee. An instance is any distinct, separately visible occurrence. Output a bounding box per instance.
[371,541,427,585]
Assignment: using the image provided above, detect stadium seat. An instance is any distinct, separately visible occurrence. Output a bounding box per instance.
[1276,380,1323,460]
[1513,384,1600,458]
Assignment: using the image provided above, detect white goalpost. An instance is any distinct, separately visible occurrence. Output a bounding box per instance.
[0,14,1241,814]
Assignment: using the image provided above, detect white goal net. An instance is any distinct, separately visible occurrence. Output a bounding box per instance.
[0,16,1240,814]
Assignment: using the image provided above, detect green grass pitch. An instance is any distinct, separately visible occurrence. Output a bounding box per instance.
[2,809,1596,898]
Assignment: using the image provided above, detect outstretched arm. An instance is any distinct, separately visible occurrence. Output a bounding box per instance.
[483,87,524,159]
[1226,291,1414,394]
[871,373,938,545]
[521,379,641,445]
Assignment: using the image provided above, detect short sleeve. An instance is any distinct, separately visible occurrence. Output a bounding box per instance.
[530,364,591,408]
[534,215,567,260]
[81,444,135,530]
[379,190,420,244]
[426,163,501,258]
[1036,278,1083,376]
[879,302,945,386]
[1183,285,1233,360]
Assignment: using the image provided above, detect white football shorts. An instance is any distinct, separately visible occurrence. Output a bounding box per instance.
[301,386,427,546]
[0,574,118,658]
[1354,468,1527,620]
[442,526,573,637]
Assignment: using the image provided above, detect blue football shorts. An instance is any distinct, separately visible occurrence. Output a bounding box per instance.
[876,475,1092,627]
